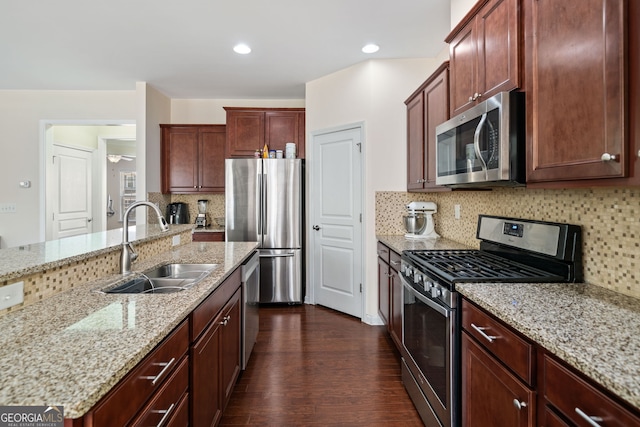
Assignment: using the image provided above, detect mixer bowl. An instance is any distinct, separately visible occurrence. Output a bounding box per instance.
[403,213,427,234]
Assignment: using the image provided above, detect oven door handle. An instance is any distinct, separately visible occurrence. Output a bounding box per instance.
[401,275,450,318]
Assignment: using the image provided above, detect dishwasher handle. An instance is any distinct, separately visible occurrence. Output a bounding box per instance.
[241,251,260,283]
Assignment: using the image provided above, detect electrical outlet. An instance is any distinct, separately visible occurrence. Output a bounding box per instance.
[172,235,180,246]
[454,204,461,220]
[0,281,24,310]
[0,203,17,214]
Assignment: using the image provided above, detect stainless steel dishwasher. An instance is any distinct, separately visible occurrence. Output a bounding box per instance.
[241,251,260,370]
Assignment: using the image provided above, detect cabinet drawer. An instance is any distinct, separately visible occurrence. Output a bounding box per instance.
[543,355,640,427]
[377,242,390,264]
[461,299,534,385]
[131,356,189,427]
[92,320,189,426]
[192,231,225,242]
[389,250,402,272]
[191,267,241,341]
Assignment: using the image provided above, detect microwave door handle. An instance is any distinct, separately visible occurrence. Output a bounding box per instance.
[474,113,489,180]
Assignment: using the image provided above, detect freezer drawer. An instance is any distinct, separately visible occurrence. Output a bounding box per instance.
[259,249,302,304]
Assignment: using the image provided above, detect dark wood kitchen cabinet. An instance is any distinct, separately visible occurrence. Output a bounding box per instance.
[64,321,190,427]
[377,242,403,351]
[406,61,451,192]
[160,124,226,194]
[224,107,305,158]
[377,243,390,326]
[190,267,242,427]
[524,0,640,186]
[192,231,225,242]
[461,299,535,427]
[462,298,640,427]
[540,354,640,427]
[446,0,521,116]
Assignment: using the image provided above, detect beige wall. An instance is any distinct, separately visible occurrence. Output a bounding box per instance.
[305,55,448,323]
[451,0,477,29]
[139,83,171,195]
[0,90,136,248]
[170,98,305,124]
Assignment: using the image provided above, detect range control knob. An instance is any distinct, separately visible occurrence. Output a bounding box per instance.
[431,285,441,299]
[414,273,423,285]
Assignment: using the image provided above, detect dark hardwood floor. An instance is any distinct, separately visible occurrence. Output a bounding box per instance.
[220,304,424,426]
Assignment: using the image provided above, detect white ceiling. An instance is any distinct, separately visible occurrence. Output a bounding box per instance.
[1,0,451,99]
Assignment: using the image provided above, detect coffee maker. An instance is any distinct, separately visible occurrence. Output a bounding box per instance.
[166,202,189,224]
[195,199,208,228]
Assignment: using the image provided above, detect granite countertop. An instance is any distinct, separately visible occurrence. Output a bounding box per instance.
[457,282,640,411]
[0,240,258,418]
[192,226,225,233]
[376,234,471,254]
[377,234,640,411]
[0,224,193,282]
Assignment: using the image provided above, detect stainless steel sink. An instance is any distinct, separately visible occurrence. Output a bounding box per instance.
[100,263,219,294]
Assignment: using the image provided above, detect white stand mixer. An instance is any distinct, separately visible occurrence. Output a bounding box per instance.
[404,201,440,239]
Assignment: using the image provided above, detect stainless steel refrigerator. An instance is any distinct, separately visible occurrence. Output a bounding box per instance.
[225,158,303,303]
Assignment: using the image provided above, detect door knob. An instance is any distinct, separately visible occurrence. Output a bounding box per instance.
[87,218,93,223]
[312,225,321,231]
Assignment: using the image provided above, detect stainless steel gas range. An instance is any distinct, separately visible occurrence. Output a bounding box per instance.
[400,215,582,427]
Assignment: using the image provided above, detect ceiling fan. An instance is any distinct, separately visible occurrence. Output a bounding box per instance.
[107,154,135,163]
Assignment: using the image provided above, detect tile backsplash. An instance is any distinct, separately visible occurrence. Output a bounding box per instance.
[148,193,225,227]
[376,187,640,299]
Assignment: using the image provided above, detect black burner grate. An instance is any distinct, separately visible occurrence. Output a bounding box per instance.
[404,249,563,284]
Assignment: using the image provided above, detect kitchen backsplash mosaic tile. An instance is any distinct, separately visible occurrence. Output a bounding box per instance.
[148,192,225,227]
[0,230,192,316]
[376,187,640,299]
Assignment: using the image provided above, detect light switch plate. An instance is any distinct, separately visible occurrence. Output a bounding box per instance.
[0,281,24,310]
[454,204,461,220]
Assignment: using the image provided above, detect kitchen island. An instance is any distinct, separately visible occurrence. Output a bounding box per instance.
[0,240,258,419]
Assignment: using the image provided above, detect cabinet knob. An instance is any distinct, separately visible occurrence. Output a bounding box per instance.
[468,95,474,102]
[471,92,482,101]
[600,153,618,162]
[512,399,527,411]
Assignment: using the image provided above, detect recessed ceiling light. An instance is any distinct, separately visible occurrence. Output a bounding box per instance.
[233,44,252,54]
[362,44,380,54]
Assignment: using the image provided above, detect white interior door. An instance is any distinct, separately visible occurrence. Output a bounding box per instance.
[51,144,93,239]
[311,126,363,318]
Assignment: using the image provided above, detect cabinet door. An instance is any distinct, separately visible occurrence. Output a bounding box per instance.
[220,289,241,410]
[526,0,626,182]
[462,332,535,427]
[199,126,226,193]
[423,66,450,188]
[406,92,426,191]
[162,127,199,193]
[476,0,520,101]
[191,317,222,427]
[226,110,264,157]
[377,256,390,326]
[449,22,477,116]
[389,267,403,351]
[265,111,305,158]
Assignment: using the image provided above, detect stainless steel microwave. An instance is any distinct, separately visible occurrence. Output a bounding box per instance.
[435,91,525,187]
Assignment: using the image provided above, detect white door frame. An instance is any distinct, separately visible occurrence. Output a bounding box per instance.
[306,122,366,319]
[39,119,136,242]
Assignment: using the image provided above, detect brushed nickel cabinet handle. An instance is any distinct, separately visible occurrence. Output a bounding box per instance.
[153,402,176,427]
[471,323,497,343]
[601,153,618,162]
[575,407,604,427]
[513,399,527,410]
[142,357,176,385]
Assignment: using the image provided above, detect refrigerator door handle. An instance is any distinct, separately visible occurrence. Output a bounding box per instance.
[259,253,295,258]
[257,172,263,236]
[262,173,268,236]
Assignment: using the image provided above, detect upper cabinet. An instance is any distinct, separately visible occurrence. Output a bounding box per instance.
[160,124,226,194]
[224,107,305,158]
[447,0,521,117]
[406,62,451,192]
[524,0,640,185]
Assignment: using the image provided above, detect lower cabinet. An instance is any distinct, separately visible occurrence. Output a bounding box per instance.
[462,297,640,427]
[376,242,403,352]
[64,265,244,427]
[192,231,225,242]
[190,268,242,427]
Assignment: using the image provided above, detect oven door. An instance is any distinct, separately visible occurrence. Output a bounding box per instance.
[401,274,457,427]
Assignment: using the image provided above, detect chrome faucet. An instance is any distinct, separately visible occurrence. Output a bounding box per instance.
[121,201,170,275]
